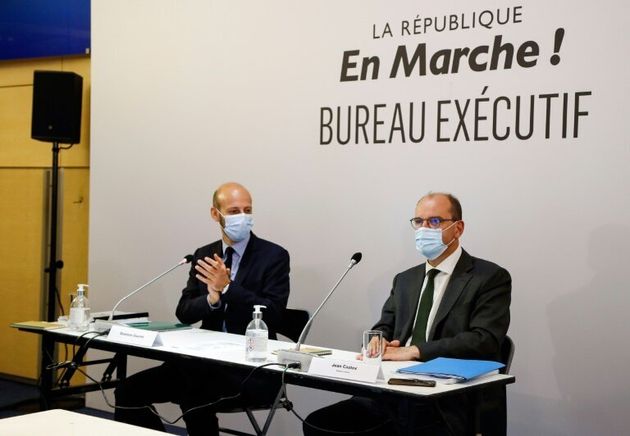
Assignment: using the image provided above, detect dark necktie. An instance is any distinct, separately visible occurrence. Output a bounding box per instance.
[221,247,234,322]
[411,268,440,346]
[224,247,234,271]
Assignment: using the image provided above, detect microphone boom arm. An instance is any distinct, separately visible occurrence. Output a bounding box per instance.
[107,257,192,321]
[295,256,360,350]
[277,253,362,371]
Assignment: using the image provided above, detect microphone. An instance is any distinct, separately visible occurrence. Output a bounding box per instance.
[277,252,362,371]
[105,254,193,322]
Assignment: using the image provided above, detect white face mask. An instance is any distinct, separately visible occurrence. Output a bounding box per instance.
[219,212,253,242]
[414,221,457,260]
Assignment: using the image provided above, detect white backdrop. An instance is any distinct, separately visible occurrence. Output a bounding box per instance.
[89,1,630,434]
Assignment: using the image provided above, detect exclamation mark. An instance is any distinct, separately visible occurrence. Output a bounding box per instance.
[550,28,565,66]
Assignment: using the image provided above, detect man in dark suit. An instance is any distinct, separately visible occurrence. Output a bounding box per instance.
[304,192,511,436]
[115,182,290,436]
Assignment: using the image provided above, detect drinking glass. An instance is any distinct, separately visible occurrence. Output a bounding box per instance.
[362,330,383,365]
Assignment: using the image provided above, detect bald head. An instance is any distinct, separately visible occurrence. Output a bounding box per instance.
[210,182,253,245]
[212,182,252,212]
[417,192,462,221]
[415,192,464,266]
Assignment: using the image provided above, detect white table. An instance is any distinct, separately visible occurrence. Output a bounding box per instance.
[15,326,515,433]
[0,409,169,435]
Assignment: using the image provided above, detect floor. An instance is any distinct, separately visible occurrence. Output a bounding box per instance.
[0,378,187,434]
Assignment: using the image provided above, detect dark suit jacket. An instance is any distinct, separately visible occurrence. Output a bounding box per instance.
[373,249,511,361]
[372,249,511,435]
[175,233,290,338]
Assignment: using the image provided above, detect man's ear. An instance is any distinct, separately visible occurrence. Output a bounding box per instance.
[456,220,465,238]
[210,206,221,223]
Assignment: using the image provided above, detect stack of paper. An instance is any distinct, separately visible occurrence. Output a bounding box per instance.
[397,357,504,384]
[273,346,332,356]
[10,321,64,330]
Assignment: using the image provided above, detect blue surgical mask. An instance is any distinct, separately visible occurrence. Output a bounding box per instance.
[219,212,253,242]
[415,222,456,260]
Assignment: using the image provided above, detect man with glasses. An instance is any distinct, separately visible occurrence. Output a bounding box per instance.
[304,192,511,435]
[115,182,290,436]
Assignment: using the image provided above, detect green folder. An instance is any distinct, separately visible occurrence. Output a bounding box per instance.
[126,321,191,332]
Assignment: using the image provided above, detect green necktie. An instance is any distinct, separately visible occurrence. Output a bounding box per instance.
[411,268,440,346]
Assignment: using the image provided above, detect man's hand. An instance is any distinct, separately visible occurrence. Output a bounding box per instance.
[382,340,421,361]
[357,336,386,360]
[195,254,231,304]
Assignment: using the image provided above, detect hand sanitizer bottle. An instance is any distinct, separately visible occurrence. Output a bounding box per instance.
[245,305,268,362]
[69,284,90,331]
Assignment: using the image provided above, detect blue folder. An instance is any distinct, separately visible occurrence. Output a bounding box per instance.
[397,357,504,382]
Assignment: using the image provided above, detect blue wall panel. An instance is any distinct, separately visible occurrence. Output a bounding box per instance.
[0,0,90,61]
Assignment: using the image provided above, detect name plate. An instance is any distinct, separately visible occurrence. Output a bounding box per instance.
[308,357,383,383]
[108,324,162,347]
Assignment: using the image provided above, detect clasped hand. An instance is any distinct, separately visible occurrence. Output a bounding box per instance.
[195,254,231,305]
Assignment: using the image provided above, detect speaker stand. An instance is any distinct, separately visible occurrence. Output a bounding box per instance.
[45,141,63,321]
[40,141,65,408]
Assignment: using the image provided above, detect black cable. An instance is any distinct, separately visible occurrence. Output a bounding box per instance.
[78,361,295,426]
[79,330,108,349]
[42,351,403,435]
[41,347,59,377]
[176,362,291,422]
[62,342,68,367]
[48,331,107,385]
[54,284,65,316]
[39,330,107,397]
[166,362,288,424]
[43,343,416,436]
[51,283,69,365]
[41,344,74,388]
[72,330,104,357]
[59,143,74,150]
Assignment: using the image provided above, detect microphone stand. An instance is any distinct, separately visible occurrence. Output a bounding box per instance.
[91,256,192,331]
[295,261,356,350]
[108,258,191,321]
[278,254,361,371]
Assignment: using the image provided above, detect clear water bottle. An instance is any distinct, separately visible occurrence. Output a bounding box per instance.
[69,284,90,331]
[245,305,268,362]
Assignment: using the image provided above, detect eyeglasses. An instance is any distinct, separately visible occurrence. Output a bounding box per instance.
[409,216,456,230]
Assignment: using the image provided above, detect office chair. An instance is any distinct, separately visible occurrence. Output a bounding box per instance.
[499,335,515,374]
[477,335,515,436]
[218,308,310,436]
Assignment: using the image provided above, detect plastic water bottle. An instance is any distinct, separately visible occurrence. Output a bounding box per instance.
[69,284,90,331]
[245,305,268,362]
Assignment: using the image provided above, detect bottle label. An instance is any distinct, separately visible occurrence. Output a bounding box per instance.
[245,329,268,360]
[246,336,267,352]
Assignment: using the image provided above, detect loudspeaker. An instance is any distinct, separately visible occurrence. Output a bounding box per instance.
[31,70,83,144]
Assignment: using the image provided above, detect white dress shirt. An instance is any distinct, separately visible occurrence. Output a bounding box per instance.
[406,244,463,345]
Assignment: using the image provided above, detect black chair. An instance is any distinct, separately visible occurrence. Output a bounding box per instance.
[218,308,310,436]
[499,335,515,374]
[276,308,310,343]
[478,335,515,436]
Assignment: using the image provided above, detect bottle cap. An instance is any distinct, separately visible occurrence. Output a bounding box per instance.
[252,305,266,318]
